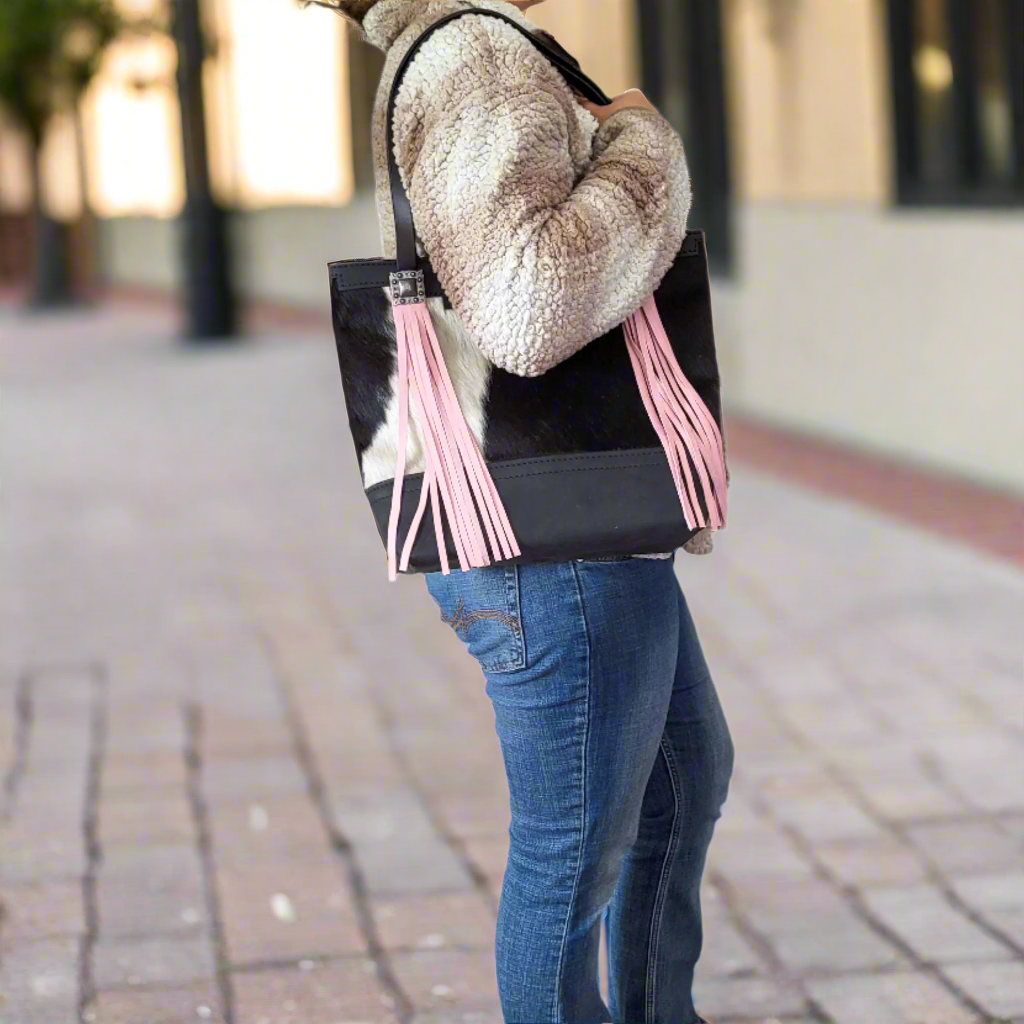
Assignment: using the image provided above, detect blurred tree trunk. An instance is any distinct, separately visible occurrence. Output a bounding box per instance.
[28,139,73,309]
[347,35,384,193]
[172,0,237,341]
[71,102,101,299]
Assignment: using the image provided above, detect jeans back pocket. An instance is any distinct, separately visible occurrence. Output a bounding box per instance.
[426,566,525,674]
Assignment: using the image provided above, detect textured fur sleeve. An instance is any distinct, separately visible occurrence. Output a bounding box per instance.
[394,15,692,377]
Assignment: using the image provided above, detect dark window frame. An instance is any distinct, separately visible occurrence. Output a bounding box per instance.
[888,0,1024,207]
[637,0,733,275]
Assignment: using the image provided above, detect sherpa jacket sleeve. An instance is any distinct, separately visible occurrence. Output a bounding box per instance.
[393,15,692,378]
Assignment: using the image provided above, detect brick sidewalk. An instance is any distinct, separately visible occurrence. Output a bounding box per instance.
[1,304,1022,1024]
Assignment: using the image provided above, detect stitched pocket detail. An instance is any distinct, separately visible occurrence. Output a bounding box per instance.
[427,567,526,674]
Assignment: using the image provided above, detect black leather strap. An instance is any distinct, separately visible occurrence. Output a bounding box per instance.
[329,257,445,295]
[387,6,613,271]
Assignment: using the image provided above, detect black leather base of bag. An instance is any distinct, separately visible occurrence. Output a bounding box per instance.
[367,449,695,572]
[327,6,725,575]
[330,231,721,574]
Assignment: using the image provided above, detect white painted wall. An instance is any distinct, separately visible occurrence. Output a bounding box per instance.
[101,215,179,291]
[101,195,380,311]
[233,198,380,310]
[728,202,1024,494]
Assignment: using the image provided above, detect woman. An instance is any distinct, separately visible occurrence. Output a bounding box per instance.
[314,2,733,1022]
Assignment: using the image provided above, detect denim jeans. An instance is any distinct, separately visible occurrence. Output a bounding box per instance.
[426,557,734,1024]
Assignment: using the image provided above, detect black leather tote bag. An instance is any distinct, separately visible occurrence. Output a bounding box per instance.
[328,7,727,578]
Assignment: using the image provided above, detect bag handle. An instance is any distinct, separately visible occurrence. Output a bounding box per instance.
[386,6,613,272]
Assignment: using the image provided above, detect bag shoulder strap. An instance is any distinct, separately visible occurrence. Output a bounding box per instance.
[387,7,612,271]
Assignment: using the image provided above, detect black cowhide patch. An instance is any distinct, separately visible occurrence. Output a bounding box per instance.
[330,282,395,463]
[484,332,661,460]
[483,253,722,463]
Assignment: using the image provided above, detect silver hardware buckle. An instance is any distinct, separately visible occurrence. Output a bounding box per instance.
[390,269,426,306]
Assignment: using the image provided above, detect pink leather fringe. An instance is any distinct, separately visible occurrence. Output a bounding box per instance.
[388,301,520,580]
[624,296,728,531]
[386,295,725,579]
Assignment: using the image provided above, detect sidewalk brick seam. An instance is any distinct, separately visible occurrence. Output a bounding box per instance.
[217,952,367,974]
[247,618,416,1023]
[824,787,1024,964]
[764,785,1017,1020]
[79,664,108,1021]
[293,580,503,915]
[0,670,31,823]
[699,582,1015,1021]
[708,871,817,1013]
[789,812,1020,958]
[876,628,1024,748]
[184,702,238,1024]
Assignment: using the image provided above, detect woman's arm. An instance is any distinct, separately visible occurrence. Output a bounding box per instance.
[394,15,691,378]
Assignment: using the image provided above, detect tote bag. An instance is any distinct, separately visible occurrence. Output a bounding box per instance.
[329,7,727,578]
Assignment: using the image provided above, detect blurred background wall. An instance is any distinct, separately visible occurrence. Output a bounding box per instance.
[1,0,1021,491]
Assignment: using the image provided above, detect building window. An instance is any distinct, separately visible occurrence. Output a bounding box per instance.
[888,0,1024,205]
[208,0,354,209]
[636,0,733,274]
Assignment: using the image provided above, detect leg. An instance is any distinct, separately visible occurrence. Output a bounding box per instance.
[426,559,682,1023]
[607,582,734,1024]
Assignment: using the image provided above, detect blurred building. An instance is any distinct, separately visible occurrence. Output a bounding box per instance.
[1,0,1021,492]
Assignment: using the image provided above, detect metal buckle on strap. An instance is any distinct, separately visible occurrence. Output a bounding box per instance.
[390,270,426,305]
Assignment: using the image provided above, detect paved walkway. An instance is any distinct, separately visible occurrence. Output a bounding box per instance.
[1,303,1022,1024]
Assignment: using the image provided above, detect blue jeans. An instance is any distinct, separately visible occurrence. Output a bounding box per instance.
[426,557,734,1024]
